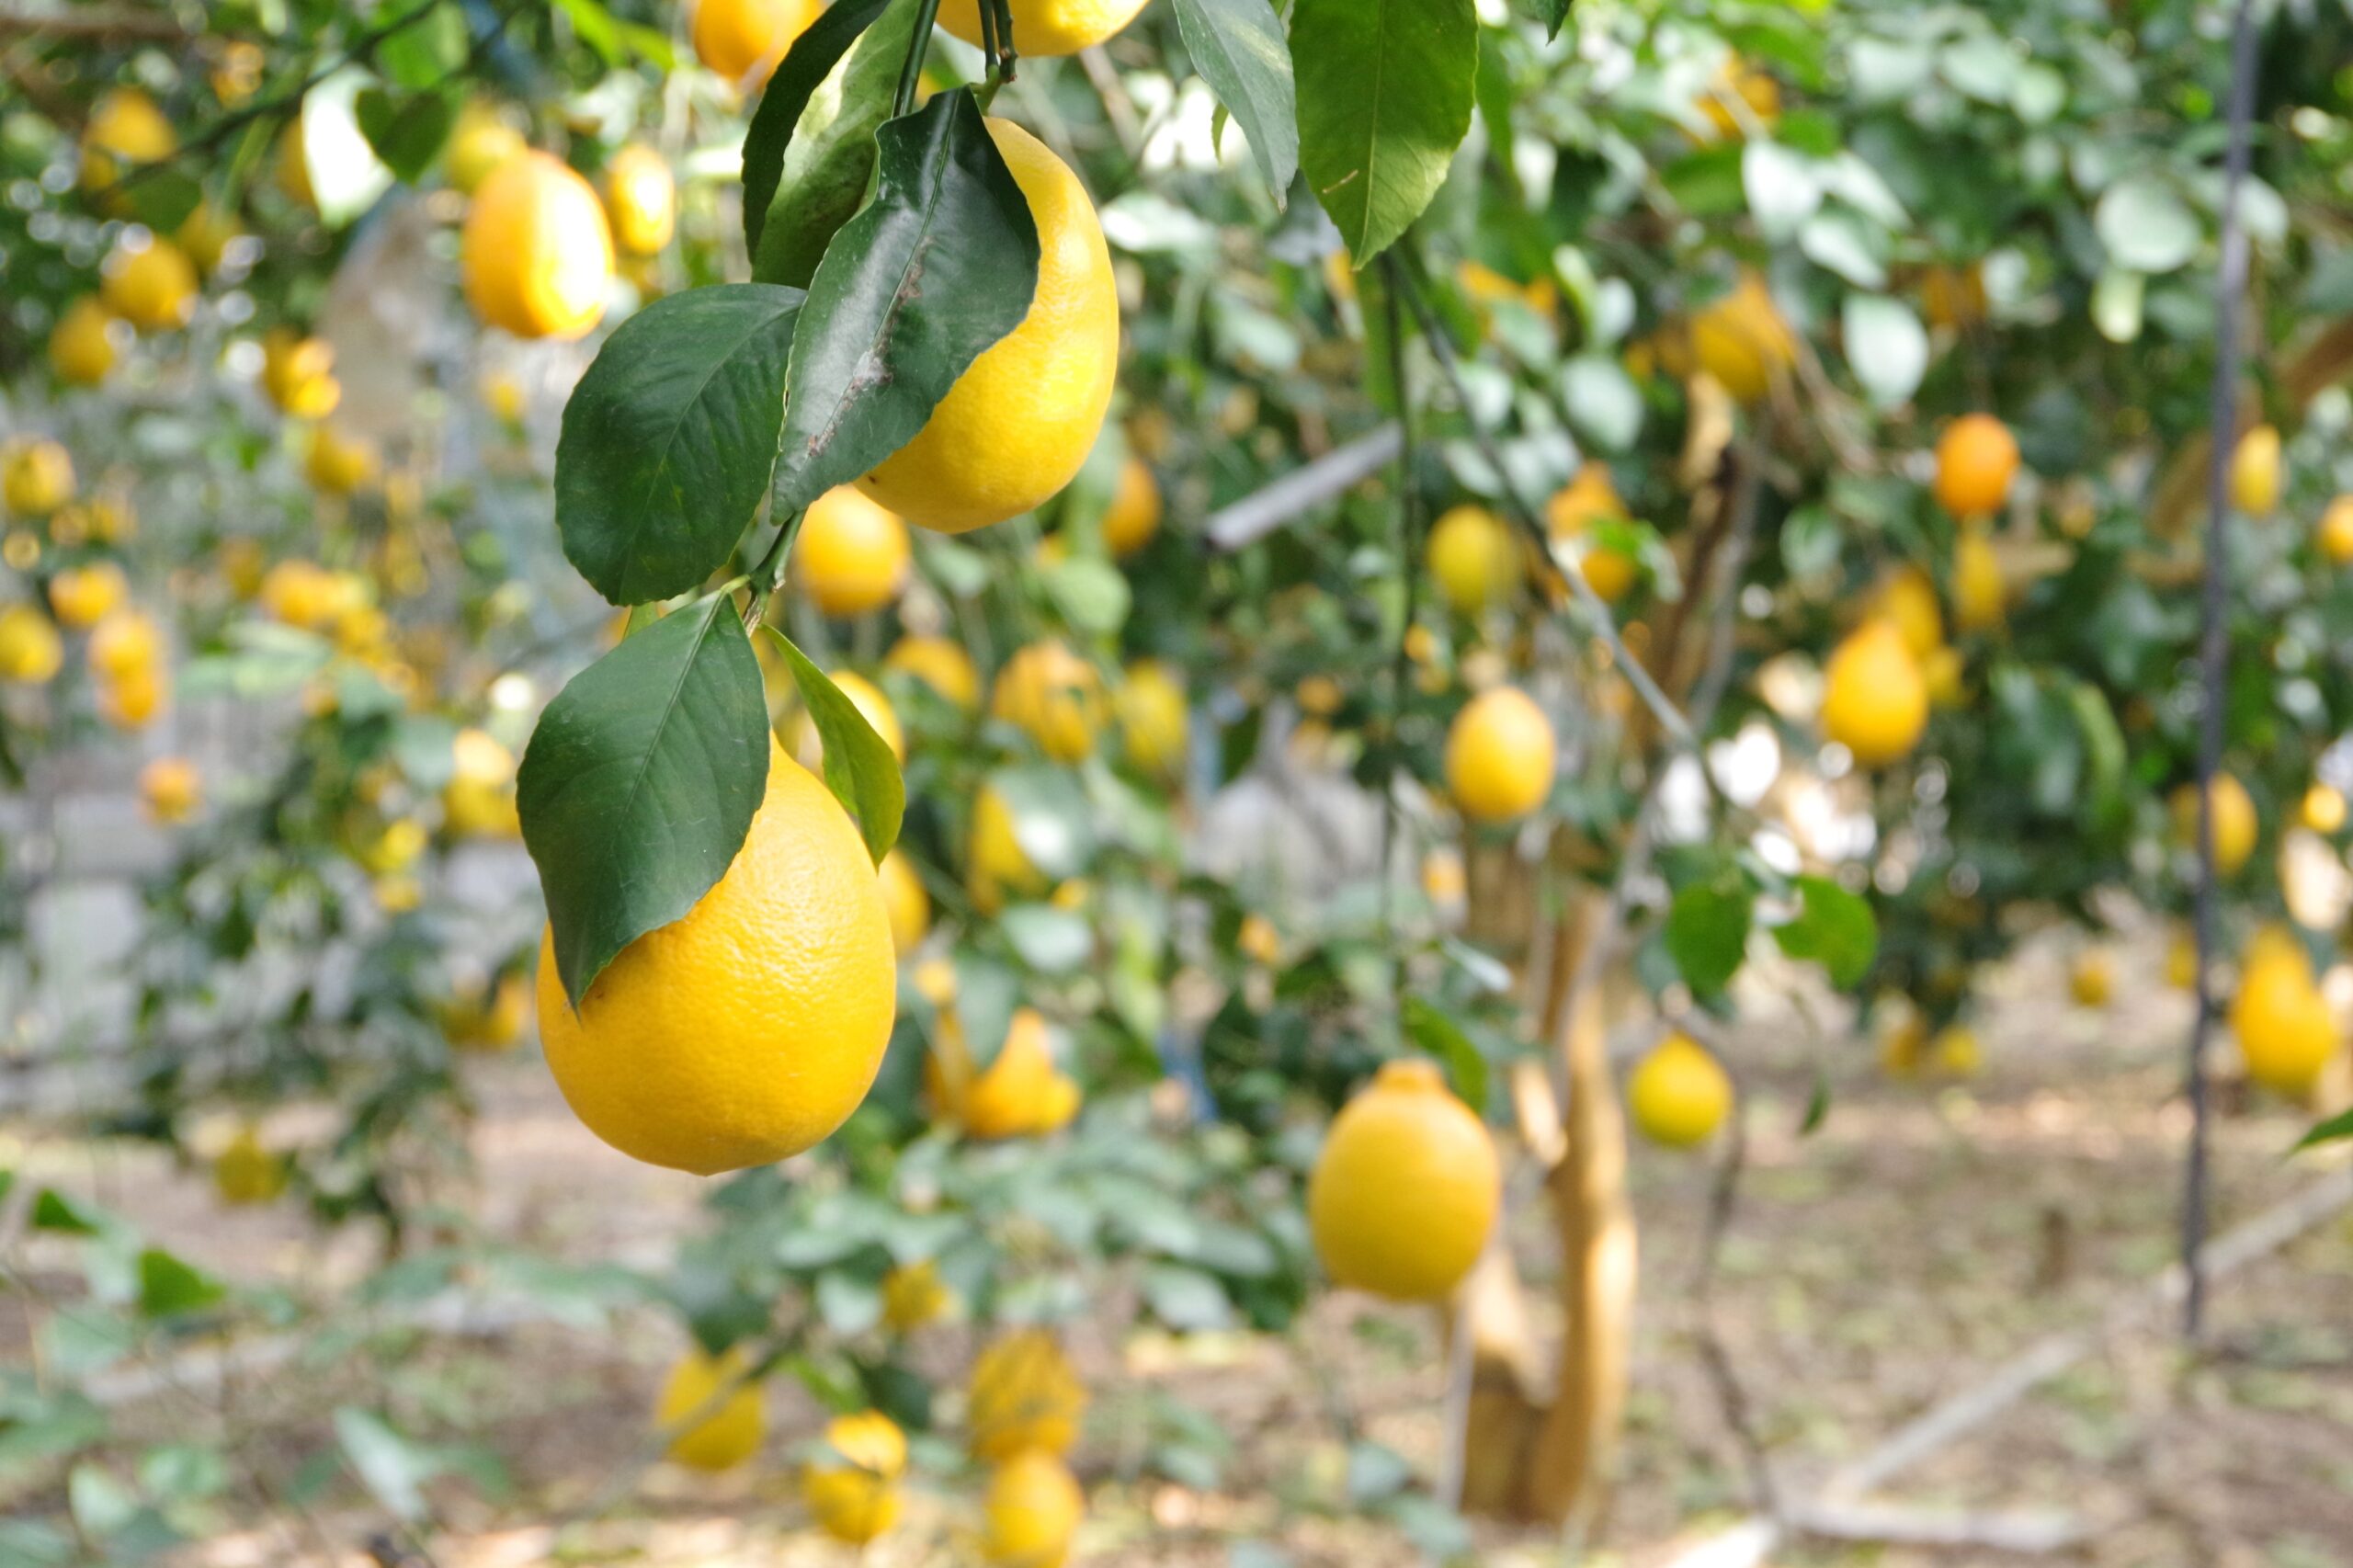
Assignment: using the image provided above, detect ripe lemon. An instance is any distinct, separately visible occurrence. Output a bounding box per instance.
[1115,659,1188,777]
[2230,424,2280,516]
[212,1127,289,1206]
[461,150,615,341]
[693,0,815,84]
[1308,1059,1499,1301]
[80,88,176,196]
[1932,414,2018,518]
[795,487,911,616]
[886,634,982,710]
[969,1329,1086,1460]
[2170,773,2256,877]
[2320,496,2353,566]
[1870,564,1943,660]
[801,1411,906,1543]
[1546,465,1637,603]
[4,439,75,517]
[1821,619,1927,767]
[48,562,125,629]
[2302,783,2347,835]
[1101,454,1162,556]
[0,605,63,684]
[930,1006,1081,1140]
[2070,950,2113,1008]
[970,782,1048,914]
[176,201,240,274]
[443,100,527,194]
[1236,913,1280,966]
[2232,941,2335,1096]
[1687,272,1792,403]
[1444,686,1556,824]
[1927,1023,1980,1077]
[1627,1032,1732,1148]
[87,608,159,678]
[788,668,905,765]
[939,0,1150,56]
[603,143,676,256]
[98,665,166,728]
[857,120,1117,534]
[1951,523,2004,632]
[535,743,896,1174]
[881,1258,951,1332]
[879,847,930,954]
[444,727,522,838]
[100,239,198,333]
[49,298,117,387]
[1919,263,1986,331]
[1427,503,1522,616]
[304,425,379,496]
[1698,60,1780,140]
[441,973,530,1051]
[262,329,342,419]
[993,641,1106,762]
[656,1346,765,1470]
[983,1449,1086,1568]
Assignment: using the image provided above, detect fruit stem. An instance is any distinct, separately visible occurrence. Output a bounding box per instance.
[987,0,1018,82]
[892,0,948,119]
[743,509,805,630]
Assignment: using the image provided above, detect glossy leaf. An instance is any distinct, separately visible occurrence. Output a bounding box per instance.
[355,88,457,185]
[1402,997,1489,1115]
[1770,876,1876,990]
[1293,0,1477,265]
[519,597,770,1006]
[2292,1107,2353,1153]
[742,0,899,269]
[555,285,802,606]
[1171,0,1298,203]
[762,628,904,864]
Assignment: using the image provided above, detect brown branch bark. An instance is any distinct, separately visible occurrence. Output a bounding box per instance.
[0,4,195,41]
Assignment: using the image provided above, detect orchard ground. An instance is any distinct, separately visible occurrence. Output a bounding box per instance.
[8,917,2347,1568]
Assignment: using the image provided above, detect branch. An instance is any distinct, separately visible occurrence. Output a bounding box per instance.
[1205,423,1403,550]
[0,3,195,41]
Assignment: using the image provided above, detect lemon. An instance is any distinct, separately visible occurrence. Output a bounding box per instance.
[939,0,1150,55]
[970,782,1047,913]
[1443,686,1556,824]
[0,605,63,685]
[47,562,126,629]
[992,641,1106,762]
[983,1450,1086,1568]
[4,439,74,517]
[1427,503,1522,616]
[1115,659,1188,777]
[881,1258,951,1332]
[1687,272,1792,403]
[262,329,342,419]
[2070,950,2113,1009]
[1627,1032,1732,1148]
[2230,424,2281,517]
[2170,773,2256,877]
[795,487,911,616]
[879,847,930,955]
[49,298,118,387]
[1918,263,1987,331]
[1101,454,1162,556]
[535,744,896,1174]
[930,1006,1081,1140]
[969,1329,1086,1461]
[100,239,198,333]
[1237,913,1280,966]
[2320,497,2353,566]
[87,609,159,678]
[1821,619,1927,767]
[98,665,167,728]
[2232,940,2335,1096]
[789,668,905,766]
[212,1127,289,1206]
[2302,783,2347,835]
[440,973,530,1051]
[304,425,379,496]
[801,1411,906,1543]
[1698,59,1780,140]
[443,100,527,194]
[886,633,982,710]
[461,150,615,341]
[1546,465,1637,603]
[80,88,176,196]
[856,120,1117,534]
[656,1346,765,1470]
[603,142,676,256]
[1870,564,1944,661]
[444,728,522,838]
[176,201,240,274]
[1932,414,2018,519]
[1951,523,2004,632]
[1308,1059,1499,1301]
[1927,1023,1980,1077]
[692,0,815,84]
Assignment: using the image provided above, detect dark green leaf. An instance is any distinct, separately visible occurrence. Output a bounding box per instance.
[127,169,203,233]
[355,89,458,185]
[2291,1107,2353,1153]
[1293,0,1477,264]
[31,1188,101,1234]
[1665,881,1753,996]
[744,0,902,278]
[762,629,904,863]
[1171,0,1298,203]
[519,596,770,1005]
[556,285,803,606]
[1771,876,1876,990]
[1400,997,1488,1114]
[376,1,467,89]
[136,1250,226,1317]
[1799,1071,1831,1137]
[770,89,1040,516]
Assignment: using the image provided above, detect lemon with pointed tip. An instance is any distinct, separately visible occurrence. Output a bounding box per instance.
[2232,940,2336,1096]
[879,848,930,955]
[801,1410,906,1543]
[1427,504,1522,616]
[795,488,911,617]
[1933,415,2018,518]
[1115,659,1188,777]
[1444,686,1556,824]
[535,743,896,1174]
[1308,1059,1499,1301]
[1628,1032,1733,1148]
[100,239,198,333]
[461,150,615,341]
[929,1007,1080,1140]
[886,634,982,711]
[4,439,74,517]
[49,298,117,387]
[969,1329,1086,1461]
[656,1346,765,1470]
[2230,424,2281,516]
[993,641,1107,762]
[603,142,676,256]
[1821,619,1927,767]
[856,120,1117,534]
[983,1450,1086,1568]
[1101,454,1162,556]
[2170,773,2256,877]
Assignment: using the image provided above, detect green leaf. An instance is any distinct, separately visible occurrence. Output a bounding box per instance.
[334,1409,432,1522]
[1170,0,1298,204]
[519,596,771,1006]
[999,903,1094,974]
[126,169,203,233]
[1799,1071,1831,1137]
[1841,292,1927,408]
[556,284,804,606]
[136,1250,226,1317]
[1665,881,1753,996]
[375,1,467,89]
[1293,0,1477,265]
[762,629,904,864]
[770,88,1040,517]
[31,1188,102,1234]
[1771,876,1876,989]
[2291,1107,2353,1153]
[1401,998,1489,1113]
[295,70,394,229]
[745,0,906,284]
[1142,1264,1233,1331]
[355,88,458,185]
[950,952,1021,1073]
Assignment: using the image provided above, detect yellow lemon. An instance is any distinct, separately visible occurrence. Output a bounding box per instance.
[1878,1012,1926,1078]
[176,201,240,274]
[2170,773,2256,877]
[2302,782,2347,835]
[356,817,427,876]
[47,562,126,629]
[212,1127,289,1206]
[87,609,159,678]
[0,604,63,684]
[49,297,118,387]
[1427,503,1522,616]
[461,150,615,340]
[535,744,896,1174]
[881,1259,951,1332]
[1951,523,2004,633]
[1698,59,1780,140]
[1687,272,1792,403]
[262,329,342,419]
[136,756,200,824]
[1101,453,1162,556]
[886,633,982,710]
[98,666,166,728]
[656,1346,766,1470]
[441,973,530,1051]
[1115,658,1188,777]
[856,120,1117,534]
[304,425,379,496]
[2070,950,2112,1008]
[443,100,527,194]
[1932,414,2018,519]
[879,847,930,955]
[2319,495,2353,566]
[80,88,176,195]
[801,1411,906,1543]
[1309,1059,1498,1301]
[992,641,1107,762]
[795,487,911,616]
[1546,465,1637,603]
[1443,686,1556,824]
[1627,1032,1732,1148]
[2230,424,2281,517]
[4,439,74,517]
[1821,620,1927,767]
[930,1007,1081,1140]
[444,727,522,838]
[603,142,676,256]
[1870,564,1944,661]
[692,0,816,84]
[100,239,198,333]
[1928,1024,1981,1078]
[969,1329,1086,1461]
[982,1450,1086,1568]
[1918,262,1987,331]
[2232,941,2335,1096]
[1922,644,1965,709]
[1237,913,1280,966]
[789,668,905,766]
[939,0,1150,56]
[970,782,1048,914]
